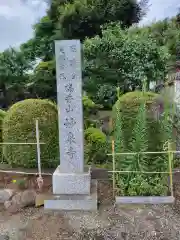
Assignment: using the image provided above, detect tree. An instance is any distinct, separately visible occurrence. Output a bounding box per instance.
[27,60,56,100]
[12,0,148,107]
[53,0,146,41]
[94,84,118,109]
[83,23,170,105]
[21,16,54,61]
[0,48,32,108]
[129,16,180,72]
[20,0,147,63]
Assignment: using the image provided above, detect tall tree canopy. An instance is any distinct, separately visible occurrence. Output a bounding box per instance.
[0,48,32,108]
[21,0,147,61]
[53,0,146,41]
[83,23,170,105]
[128,16,180,72]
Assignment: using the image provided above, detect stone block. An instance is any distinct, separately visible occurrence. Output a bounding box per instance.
[0,189,15,203]
[53,166,91,195]
[44,180,97,211]
[116,196,175,204]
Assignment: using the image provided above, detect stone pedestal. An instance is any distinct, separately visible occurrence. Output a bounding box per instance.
[45,166,97,211]
[44,179,97,211]
[52,166,91,195]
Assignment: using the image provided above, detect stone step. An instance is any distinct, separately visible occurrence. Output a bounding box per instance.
[116,196,175,204]
[44,198,97,211]
[44,180,97,211]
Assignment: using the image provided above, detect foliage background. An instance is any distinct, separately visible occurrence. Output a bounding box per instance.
[0,0,179,110]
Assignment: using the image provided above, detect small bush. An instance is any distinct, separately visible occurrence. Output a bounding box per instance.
[84,127,108,164]
[83,96,97,115]
[0,109,6,134]
[0,109,5,119]
[83,95,102,129]
[112,91,163,152]
[116,173,168,196]
[12,178,27,190]
[2,99,59,168]
[0,109,6,160]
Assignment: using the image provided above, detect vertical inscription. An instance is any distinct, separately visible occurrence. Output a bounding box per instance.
[55,40,84,173]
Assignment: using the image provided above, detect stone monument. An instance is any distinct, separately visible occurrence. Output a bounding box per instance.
[44,40,97,210]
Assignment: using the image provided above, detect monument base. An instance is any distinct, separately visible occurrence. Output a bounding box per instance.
[52,165,91,195]
[44,179,97,211]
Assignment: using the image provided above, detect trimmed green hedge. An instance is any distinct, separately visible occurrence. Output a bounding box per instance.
[2,99,59,168]
[84,127,108,164]
[0,109,6,139]
[112,91,163,152]
[0,109,6,159]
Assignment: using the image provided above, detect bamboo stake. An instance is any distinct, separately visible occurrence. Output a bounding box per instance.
[109,115,116,199]
[36,120,44,191]
[0,170,52,175]
[112,139,115,199]
[107,150,180,155]
[36,120,42,178]
[108,170,173,174]
[168,141,174,197]
[0,142,45,145]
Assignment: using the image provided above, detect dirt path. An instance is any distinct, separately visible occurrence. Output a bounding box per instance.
[1,203,180,240]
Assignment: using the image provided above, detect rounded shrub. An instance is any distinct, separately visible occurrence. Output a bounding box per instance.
[0,109,6,119]
[0,109,6,159]
[83,96,101,129]
[84,127,108,164]
[112,91,163,152]
[0,109,6,138]
[2,99,59,168]
[83,95,97,115]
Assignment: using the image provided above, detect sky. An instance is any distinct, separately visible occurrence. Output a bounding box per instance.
[0,0,180,51]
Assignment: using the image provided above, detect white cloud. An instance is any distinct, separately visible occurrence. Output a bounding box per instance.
[140,0,180,25]
[0,5,19,18]
[0,0,47,51]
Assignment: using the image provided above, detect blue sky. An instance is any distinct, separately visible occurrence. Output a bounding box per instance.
[0,0,179,51]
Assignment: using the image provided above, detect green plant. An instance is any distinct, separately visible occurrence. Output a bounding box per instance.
[113,91,163,152]
[83,96,96,113]
[84,23,170,100]
[13,178,27,190]
[95,84,118,109]
[0,109,5,120]
[113,90,170,196]
[83,95,102,129]
[0,109,6,161]
[84,127,108,165]
[0,109,6,136]
[2,99,59,168]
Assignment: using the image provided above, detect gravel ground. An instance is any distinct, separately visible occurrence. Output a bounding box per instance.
[0,180,180,239]
[1,203,180,239]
